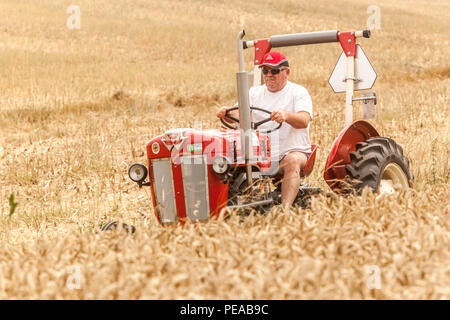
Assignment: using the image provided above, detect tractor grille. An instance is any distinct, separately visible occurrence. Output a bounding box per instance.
[151,158,177,224]
[151,155,210,224]
[180,154,210,221]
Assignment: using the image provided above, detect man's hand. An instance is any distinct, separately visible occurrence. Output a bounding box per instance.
[216,106,228,119]
[270,110,287,123]
[217,106,239,123]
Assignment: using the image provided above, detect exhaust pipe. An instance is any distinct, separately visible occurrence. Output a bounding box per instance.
[236,30,253,186]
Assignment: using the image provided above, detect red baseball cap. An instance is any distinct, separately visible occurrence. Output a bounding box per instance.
[259,51,289,68]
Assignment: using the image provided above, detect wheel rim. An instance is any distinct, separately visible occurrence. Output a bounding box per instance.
[379,162,409,194]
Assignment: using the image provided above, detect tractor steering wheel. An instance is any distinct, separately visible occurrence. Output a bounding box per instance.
[220,106,282,134]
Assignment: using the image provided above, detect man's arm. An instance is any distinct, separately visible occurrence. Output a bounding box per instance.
[270,110,311,129]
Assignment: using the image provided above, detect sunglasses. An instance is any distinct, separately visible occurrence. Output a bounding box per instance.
[262,68,287,75]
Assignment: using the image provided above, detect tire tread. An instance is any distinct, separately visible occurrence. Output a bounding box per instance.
[345,137,413,193]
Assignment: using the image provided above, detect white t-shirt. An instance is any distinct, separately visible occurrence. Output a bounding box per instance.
[248,81,313,161]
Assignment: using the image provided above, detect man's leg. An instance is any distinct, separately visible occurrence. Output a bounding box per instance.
[278,152,308,207]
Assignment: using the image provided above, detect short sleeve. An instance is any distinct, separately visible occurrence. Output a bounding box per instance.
[293,86,313,119]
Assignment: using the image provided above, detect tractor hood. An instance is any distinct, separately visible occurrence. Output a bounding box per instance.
[146,128,270,168]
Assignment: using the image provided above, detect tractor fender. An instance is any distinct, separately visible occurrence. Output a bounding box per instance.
[324,120,379,191]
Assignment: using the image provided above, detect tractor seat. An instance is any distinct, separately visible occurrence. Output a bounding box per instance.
[266,144,318,179]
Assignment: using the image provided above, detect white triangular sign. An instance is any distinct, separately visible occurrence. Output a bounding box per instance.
[328,45,377,93]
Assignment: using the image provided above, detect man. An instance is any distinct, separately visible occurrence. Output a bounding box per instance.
[217,51,313,207]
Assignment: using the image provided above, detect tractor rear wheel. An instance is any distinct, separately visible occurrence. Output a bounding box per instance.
[345,137,413,194]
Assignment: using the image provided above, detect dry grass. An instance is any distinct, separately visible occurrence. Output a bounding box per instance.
[0,0,449,299]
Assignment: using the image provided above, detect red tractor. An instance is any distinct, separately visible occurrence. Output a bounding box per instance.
[107,29,413,228]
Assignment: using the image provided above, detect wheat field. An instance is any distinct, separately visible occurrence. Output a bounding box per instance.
[0,0,449,299]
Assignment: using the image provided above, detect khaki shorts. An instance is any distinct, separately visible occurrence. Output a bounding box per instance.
[280,150,311,162]
[265,150,311,176]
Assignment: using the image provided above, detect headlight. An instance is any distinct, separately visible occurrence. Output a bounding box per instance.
[212,156,229,174]
[128,163,148,183]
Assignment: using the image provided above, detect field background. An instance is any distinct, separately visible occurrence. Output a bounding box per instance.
[0,0,449,299]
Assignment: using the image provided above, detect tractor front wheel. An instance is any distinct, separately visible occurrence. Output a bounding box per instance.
[345,137,413,194]
[100,221,136,234]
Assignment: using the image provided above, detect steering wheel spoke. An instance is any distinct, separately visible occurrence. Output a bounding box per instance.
[254,118,272,128]
[220,106,282,134]
[250,107,282,134]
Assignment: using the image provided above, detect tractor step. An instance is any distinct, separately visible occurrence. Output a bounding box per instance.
[226,198,275,210]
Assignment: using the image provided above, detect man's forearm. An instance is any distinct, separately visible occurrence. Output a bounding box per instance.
[285,111,311,129]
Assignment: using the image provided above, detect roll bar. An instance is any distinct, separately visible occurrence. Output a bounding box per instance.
[270,30,339,47]
[270,29,370,47]
[244,29,370,49]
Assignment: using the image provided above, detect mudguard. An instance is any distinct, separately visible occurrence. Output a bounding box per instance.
[324,120,379,192]
[301,144,318,177]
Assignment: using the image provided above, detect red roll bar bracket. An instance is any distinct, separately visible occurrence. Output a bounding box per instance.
[253,38,271,65]
[338,31,357,57]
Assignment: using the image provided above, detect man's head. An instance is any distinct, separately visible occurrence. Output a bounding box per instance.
[259,51,290,92]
